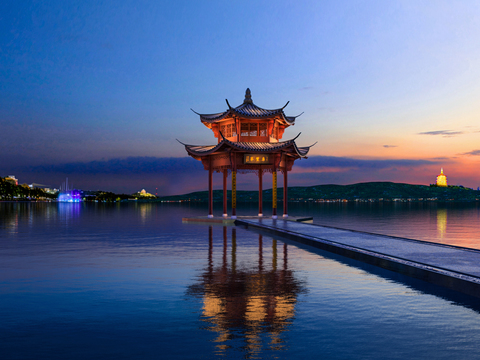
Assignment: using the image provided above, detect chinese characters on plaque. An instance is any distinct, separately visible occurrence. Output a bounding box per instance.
[244,154,271,164]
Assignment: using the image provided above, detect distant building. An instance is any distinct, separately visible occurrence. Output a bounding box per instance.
[5,175,18,185]
[44,188,59,195]
[136,189,155,198]
[28,183,50,189]
[436,168,448,187]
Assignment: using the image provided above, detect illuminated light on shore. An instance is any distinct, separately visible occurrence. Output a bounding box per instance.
[58,189,82,202]
[436,168,448,187]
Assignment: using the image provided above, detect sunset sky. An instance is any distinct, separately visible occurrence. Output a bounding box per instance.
[1,1,480,195]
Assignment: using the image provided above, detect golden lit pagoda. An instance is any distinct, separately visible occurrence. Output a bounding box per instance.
[436,168,448,187]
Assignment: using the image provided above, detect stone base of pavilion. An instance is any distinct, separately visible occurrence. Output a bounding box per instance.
[182,215,313,225]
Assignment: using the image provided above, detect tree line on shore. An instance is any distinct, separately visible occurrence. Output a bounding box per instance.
[0,177,158,202]
[3,178,479,203]
[157,182,480,203]
[0,178,56,200]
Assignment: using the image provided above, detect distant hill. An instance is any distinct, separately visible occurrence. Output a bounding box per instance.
[157,182,480,203]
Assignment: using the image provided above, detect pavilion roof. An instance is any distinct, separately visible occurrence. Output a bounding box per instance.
[179,134,314,160]
[191,88,302,128]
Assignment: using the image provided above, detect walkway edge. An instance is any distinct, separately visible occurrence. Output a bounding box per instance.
[236,219,480,298]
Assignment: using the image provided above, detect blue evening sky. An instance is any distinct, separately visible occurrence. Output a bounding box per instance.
[1,1,480,193]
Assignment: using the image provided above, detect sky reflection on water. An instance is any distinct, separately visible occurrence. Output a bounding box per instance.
[1,202,480,359]
[273,201,480,249]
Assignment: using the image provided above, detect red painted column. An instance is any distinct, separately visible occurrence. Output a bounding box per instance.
[258,170,263,217]
[231,153,237,219]
[223,169,228,217]
[272,170,277,219]
[272,154,280,219]
[283,169,288,218]
[231,170,237,219]
[208,158,213,218]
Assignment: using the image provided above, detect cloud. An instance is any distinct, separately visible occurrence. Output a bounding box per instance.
[286,156,448,188]
[29,157,204,175]
[294,156,438,170]
[383,145,397,148]
[26,155,439,176]
[18,157,207,195]
[418,130,464,137]
[12,155,448,195]
[460,149,480,156]
[299,86,314,90]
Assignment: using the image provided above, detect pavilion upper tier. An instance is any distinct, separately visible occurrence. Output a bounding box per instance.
[191,88,303,143]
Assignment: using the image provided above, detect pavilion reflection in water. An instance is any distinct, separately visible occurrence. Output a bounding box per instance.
[186,226,305,356]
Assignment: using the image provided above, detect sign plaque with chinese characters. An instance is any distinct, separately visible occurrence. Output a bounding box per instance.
[244,154,271,164]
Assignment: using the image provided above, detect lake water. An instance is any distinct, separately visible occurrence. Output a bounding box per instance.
[1,202,480,359]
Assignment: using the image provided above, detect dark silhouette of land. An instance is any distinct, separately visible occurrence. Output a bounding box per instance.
[3,178,479,202]
[158,182,480,203]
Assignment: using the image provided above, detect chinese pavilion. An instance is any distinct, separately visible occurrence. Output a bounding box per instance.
[179,89,315,219]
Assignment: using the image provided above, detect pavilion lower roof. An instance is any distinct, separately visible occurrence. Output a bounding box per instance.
[181,136,314,159]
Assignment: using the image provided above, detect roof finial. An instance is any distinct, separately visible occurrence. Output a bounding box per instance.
[441,168,444,174]
[244,88,252,104]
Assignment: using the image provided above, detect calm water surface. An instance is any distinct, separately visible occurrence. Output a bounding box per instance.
[1,202,480,359]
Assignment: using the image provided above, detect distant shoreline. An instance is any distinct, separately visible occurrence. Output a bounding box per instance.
[157,182,480,203]
[3,181,479,204]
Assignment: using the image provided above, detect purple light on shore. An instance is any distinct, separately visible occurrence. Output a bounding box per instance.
[58,189,82,202]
